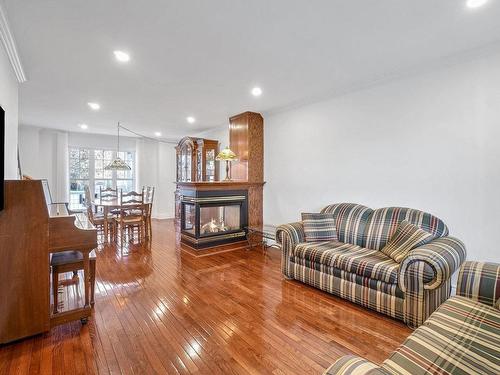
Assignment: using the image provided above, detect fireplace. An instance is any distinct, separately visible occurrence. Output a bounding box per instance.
[180,189,248,249]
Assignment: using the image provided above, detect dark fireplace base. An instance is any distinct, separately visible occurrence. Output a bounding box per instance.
[181,230,247,250]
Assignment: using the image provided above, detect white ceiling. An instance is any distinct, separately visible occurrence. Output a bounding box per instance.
[4,0,500,138]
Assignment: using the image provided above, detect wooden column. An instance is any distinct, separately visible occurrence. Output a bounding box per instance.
[229,112,264,182]
[229,112,264,229]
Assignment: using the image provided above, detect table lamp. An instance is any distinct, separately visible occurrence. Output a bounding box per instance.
[215,147,238,181]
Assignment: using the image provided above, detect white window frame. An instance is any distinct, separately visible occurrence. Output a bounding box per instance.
[69,147,136,208]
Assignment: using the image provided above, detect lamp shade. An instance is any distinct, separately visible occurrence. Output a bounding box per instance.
[104,157,131,171]
[215,147,238,161]
[104,122,131,171]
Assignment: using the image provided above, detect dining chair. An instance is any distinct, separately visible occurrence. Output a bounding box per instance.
[86,201,114,237]
[142,186,155,238]
[113,190,146,243]
[99,186,121,215]
[84,185,92,205]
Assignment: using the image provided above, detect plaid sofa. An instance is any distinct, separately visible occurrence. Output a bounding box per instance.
[325,261,500,375]
[276,203,466,328]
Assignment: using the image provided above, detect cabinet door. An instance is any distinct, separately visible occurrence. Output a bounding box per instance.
[205,149,216,182]
[197,149,203,181]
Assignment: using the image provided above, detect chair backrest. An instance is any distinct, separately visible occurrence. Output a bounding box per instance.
[141,186,155,217]
[85,199,97,224]
[121,190,144,205]
[143,186,155,204]
[321,203,448,249]
[84,185,92,205]
[99,186,117,200]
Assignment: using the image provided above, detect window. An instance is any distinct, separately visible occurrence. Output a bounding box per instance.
[69,147,135,210]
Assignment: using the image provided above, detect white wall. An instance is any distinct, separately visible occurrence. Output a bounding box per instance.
[18,125,177,218]
[136,139,177,219]
[19,126,73,201]
[197,125,230,150]
[264,49,500,263]
[0,41,18,179]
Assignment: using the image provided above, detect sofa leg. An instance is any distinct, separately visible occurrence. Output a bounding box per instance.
[283,275,294,280]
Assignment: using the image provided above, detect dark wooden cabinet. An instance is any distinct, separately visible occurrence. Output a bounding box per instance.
[176,137,219,182]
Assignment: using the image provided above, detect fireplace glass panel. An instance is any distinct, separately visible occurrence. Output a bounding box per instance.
[183,203,195,235]
[200,205,240,235]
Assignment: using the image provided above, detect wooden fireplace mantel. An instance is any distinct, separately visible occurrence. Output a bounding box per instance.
[176,181,265,190]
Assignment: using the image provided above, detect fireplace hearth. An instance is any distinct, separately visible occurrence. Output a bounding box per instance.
[180,189,248,249]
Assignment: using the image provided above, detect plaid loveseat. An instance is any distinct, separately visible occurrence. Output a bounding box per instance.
[276,203,466,328]
[325,261,500,374]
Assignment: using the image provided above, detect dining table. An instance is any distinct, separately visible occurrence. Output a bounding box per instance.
[92,197,153,242]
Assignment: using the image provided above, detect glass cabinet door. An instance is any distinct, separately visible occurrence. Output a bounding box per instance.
[180,146,192,182]
[206,149,215,182]
[185,146,192,181]
[197,149,203,181]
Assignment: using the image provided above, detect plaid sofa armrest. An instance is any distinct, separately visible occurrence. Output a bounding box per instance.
[456,261,500,307]
[398,236,466,293]
[276,222,305,277]
[324,356,387,375]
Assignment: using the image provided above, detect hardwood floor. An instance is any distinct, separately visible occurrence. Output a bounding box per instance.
[0,219,411,375]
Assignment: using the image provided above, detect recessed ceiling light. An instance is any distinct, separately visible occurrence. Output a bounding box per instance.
[87,102,100,110]
[113,50,130,63]
[154,131,162,137]
[251,87,262,97]
[186,116,196,124]
[78,123,88,130]
[466,0,488,8]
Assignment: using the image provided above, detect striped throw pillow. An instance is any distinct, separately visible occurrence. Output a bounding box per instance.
[301,213,338,242]
[381,220,434,263]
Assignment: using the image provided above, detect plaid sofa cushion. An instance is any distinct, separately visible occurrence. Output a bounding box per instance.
[381,220,434,263]
[301,213,338,242]
[363,207,448,250]
[334,247,400,284]
[383,296,500,375]
[321,203,373,246]
[294,241,399,284]
[293,241,361,267]
[324,355,386,375]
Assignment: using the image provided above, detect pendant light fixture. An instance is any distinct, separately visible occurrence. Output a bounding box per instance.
[105,122,131,171]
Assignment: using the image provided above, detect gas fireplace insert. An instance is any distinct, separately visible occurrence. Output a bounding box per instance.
[180,189,248,249]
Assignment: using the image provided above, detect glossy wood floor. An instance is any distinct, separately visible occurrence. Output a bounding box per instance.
[0,219,411,375]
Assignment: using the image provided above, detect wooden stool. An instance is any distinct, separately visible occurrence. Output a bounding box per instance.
[51,250,96,314]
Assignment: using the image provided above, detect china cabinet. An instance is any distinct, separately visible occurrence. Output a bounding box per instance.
[175,137,218,182]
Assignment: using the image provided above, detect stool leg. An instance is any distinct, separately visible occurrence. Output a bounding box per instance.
[52,268,59,314]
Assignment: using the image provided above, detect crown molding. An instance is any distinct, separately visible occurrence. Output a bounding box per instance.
[0,2,26,83]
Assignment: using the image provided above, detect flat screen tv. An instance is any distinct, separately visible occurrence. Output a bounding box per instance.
[0,106,4,210]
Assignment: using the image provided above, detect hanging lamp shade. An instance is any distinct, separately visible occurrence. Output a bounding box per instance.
[105,122,131,171]
[104,157,130,171]
[215,147,238,161]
